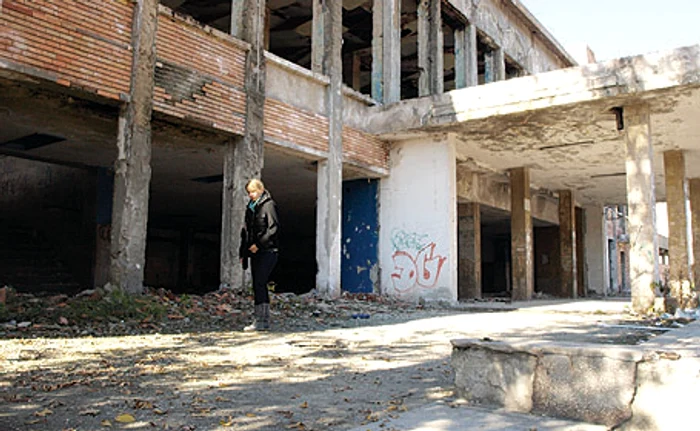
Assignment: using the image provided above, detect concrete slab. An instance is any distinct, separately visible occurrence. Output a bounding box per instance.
[347,400,607,431]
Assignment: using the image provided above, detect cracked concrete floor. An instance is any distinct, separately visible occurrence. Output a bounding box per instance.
[0,299,651,430]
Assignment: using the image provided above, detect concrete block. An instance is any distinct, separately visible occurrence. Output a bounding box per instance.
[452,342,536,412]
[533,353,636,427]
[621,354,700,430]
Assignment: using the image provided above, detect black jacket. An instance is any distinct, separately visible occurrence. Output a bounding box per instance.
[240,191,280,260]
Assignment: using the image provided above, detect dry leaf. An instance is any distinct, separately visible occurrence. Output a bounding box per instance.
[287,422,306,430]
[245,412,256,417]
[115,413,135,423]
[299,401,308,409]
[79,409,101,416]
[34,408,53,417]
[101,419,113,427]
[220,416,235,426]
[153,408,168,415]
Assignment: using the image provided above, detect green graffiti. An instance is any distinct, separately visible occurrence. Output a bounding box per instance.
[391,228,430,252]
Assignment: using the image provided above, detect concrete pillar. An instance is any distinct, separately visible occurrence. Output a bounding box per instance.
[417,0,443,96]
[484,47,505,83]
[110,0,159,294]
[372,0,401,103]
[458,203,481,300]
[221,0,267,290]
[664,150,693,308]
[315,0,343,299]
[584,204,606,295]
[689,178,700,291]
[576,207,585,297]
[623,105,659,313]
[510,167,534,301]
[558,190,577,298]
[454,23,478,89]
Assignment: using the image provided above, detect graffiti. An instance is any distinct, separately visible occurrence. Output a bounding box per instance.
[390,229,446,293]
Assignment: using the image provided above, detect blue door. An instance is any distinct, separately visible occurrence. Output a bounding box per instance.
[341,179,379,293]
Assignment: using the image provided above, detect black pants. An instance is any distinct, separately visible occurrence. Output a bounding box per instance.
[251,250,278,305]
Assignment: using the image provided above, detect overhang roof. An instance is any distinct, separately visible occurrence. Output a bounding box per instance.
[368,45,700,205]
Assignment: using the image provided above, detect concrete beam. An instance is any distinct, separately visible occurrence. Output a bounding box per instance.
[558,190,577,298]
[511,167,534,301]
[372,0,401,103]
[623,105,659,313]
[221,0,267,290]
[484,47,505,83]
[417,0,443,96]
[316,0,343,298]
[584,204,606,296]
[458,203,482,300]
[454,23,478,89]
[110,0,159,294]
[664,150,693,309]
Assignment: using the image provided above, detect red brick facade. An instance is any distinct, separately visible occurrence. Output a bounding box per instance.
[0,0,388,171]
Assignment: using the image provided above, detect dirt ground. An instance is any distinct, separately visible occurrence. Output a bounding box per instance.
[0,292,675,431]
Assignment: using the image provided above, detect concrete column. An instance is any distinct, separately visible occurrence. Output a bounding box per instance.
[584,204,606,296]
[110,0,159,294]
[510,167,534,301]
[315,0,343,299]
[689,178,700,291]
[623,105,659,313]
[458,203,481,299]
[484,47,505,83]
[576,207,585,297]
[558,190,577,298]
[221,0,267,289]
[417,0,443,96]
[664,150,693,308]
[372,0,401,103]
[454,23,478,89]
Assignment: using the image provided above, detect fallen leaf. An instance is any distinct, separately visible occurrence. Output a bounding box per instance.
[79,409,101,416]
[115,413,135,423]
[245,412,256,417]
[153,408,168,415]
[220,416,234,426]
[299,401,308,409]
[101,419,112,427]
[34,408,53,417]
[287,422,306,430]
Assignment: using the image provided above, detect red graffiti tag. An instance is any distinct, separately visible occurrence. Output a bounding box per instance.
[391,243,446,292]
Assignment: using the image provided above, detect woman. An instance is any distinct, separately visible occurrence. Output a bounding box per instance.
[240,179,279,331]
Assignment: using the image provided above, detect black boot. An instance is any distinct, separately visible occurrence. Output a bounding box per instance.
[244,304,265,332]
[260,303,270,330]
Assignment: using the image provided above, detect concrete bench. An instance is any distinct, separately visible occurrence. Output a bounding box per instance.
[451,320,700,430]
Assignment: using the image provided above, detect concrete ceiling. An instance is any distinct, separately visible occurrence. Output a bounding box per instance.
[369,45,700,206]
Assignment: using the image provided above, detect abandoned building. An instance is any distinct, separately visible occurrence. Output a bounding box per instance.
[1,0,699,312]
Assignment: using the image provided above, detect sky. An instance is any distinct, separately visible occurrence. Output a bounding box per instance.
[521,1,700,63]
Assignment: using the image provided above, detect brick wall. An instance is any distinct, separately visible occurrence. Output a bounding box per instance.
[1,1,389,172]
[154,10,247,135]
[264,98,329,154]
[1,0,133,100]
[343,126,388,171]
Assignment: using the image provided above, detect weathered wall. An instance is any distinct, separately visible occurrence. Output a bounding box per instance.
[1,0,133,100]
[155,8,247,135]
[446,0,572,73]
[379,136,457,302]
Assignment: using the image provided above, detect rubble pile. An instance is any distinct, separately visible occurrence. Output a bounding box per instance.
[0,285,423,337]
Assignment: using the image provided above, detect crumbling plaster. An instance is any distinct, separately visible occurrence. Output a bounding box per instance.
[446,0,574,73]
[369,45,700,206]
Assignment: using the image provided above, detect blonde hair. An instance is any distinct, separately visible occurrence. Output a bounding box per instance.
[246,178,265,192]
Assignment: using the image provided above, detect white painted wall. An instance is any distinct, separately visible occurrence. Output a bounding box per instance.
[379,136,458,302]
